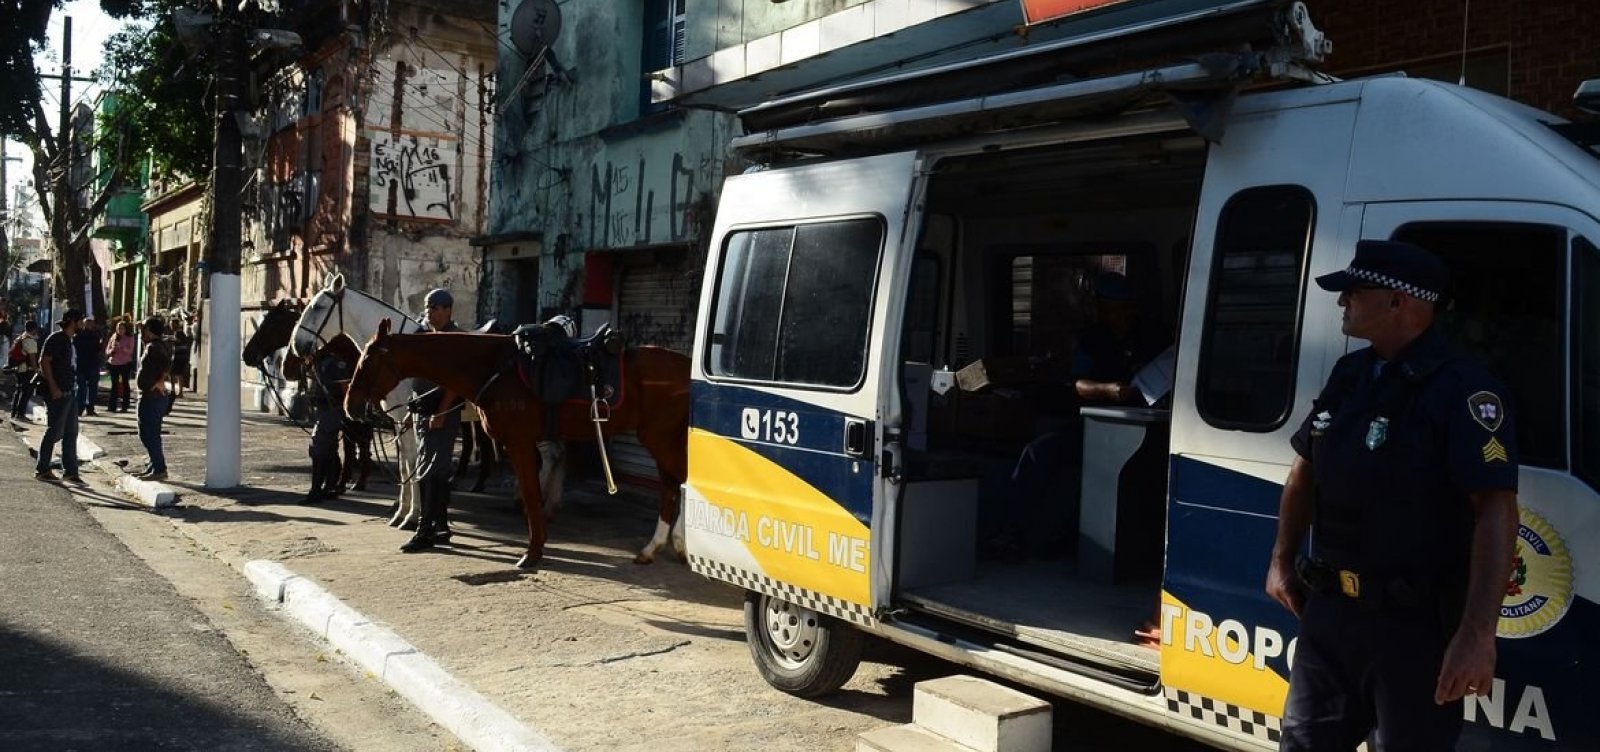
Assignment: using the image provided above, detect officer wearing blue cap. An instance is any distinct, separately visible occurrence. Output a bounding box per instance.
[401,287,464,552]
[1267,240,1521,750]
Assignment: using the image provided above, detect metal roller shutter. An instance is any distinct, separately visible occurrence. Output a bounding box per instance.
[611,260,695,486]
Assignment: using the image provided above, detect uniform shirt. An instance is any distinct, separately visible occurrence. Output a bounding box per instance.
[1290,326,1519,581]
[39,330,77,390]
[410,320,460,414]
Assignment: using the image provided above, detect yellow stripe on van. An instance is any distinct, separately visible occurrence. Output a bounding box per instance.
[687,428,871,607]
[1159,591,1290,717]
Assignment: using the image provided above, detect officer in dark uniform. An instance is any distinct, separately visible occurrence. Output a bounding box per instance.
[1266,240,1521,750]
[302,350,351,505]
[400,288,463,552]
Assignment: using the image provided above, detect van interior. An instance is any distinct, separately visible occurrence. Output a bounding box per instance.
[892,132,1207,683]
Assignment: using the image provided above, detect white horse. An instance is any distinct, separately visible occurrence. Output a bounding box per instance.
[290,276,568,528]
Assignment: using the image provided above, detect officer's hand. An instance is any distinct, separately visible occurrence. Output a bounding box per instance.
[1265,557,1303,618]
[1435,626,1496,704]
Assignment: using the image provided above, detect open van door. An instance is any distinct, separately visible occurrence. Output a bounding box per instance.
[685,151,922,694]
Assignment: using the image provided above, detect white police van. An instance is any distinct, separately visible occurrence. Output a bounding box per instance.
[683,2,1598,748]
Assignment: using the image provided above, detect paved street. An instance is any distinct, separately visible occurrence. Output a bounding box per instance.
[4,395,1210,751]
[0,429,341,751]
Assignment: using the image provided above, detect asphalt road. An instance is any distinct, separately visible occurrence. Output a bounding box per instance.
[0,435,340,752]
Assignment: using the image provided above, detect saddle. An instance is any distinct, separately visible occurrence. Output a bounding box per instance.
[512,318,626,411]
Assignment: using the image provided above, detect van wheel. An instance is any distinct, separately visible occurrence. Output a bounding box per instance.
[744,590,865,698]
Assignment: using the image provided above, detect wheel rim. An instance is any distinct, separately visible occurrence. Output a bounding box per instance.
[760,594,822,669]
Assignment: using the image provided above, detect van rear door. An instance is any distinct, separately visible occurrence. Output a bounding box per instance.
[686,152,922,621]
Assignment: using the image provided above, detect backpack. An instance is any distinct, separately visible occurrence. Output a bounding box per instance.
[7,336,24,367]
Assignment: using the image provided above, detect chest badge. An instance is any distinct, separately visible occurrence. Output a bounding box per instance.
[1365,416,1389,450]
[1310,410,1332,437]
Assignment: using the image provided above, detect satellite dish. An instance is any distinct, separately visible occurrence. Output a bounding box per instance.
[509,0,563,57]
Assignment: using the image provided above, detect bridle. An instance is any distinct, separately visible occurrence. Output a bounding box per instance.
[296,287,349,356]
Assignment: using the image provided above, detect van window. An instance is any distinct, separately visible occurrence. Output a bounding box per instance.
[707,218,884,388]
[1574,237,1599,491]
[1197,186,1314,431]
[1392,223,1567,470]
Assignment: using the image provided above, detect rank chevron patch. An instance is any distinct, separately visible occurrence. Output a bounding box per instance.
[1482,436,1509,463]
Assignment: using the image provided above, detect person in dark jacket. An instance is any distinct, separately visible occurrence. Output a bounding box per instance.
[134,317,174,480]
[303,351,351,504]
[35,310,84,482]
[74,317,103,417]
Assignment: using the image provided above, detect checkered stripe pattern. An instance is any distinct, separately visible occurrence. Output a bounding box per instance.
[1165,687,1282,743]
[689,555,875,626]
[1347,266,1441,302]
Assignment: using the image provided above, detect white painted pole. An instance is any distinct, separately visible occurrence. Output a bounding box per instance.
[205,273,241,488]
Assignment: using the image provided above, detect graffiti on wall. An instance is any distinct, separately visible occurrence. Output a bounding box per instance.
[370,131,458,221]
[586,151,713,249]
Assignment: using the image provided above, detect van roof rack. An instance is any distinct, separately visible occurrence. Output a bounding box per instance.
[733,1,1331,160]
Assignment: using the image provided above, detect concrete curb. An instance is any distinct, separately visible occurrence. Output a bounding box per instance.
[244,561,560,752]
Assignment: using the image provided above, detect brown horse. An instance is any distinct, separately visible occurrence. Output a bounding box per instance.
[345,318,691,569]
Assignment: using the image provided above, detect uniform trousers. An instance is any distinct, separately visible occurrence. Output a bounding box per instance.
[1280,592,1463,751]
[414,409,461,533]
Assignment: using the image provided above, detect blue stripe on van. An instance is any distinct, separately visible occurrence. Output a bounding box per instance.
[692,382,875,524]
[1168,455,1596,749]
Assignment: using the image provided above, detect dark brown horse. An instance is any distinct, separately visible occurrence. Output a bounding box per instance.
[242,300,373,490]
[346,318,691,569]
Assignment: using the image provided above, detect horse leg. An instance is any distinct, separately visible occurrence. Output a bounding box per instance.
[355,430,372,491]
[635,483,685,565]
[537,440,565,518]
[392,429,420,527]
[471,424,494,493]
[507,438,548,569]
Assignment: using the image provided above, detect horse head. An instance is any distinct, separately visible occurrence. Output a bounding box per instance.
[345,317,399,420]
[292,286,342,359]
[242,299,302,368]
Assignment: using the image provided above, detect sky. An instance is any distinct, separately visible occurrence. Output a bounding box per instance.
[5,0,139,241]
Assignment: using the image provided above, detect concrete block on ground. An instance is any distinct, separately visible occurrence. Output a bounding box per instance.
[112,471,178,508]
[858,724,978,752]
[243,559,298,603]
[77,434,104,460]
[383,652,559,752]
[914,675,1051,752]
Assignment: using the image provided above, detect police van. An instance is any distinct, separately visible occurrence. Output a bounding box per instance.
[682,2,1598,748]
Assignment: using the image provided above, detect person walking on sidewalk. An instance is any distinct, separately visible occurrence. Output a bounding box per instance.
[74,317,104,417]
[104,320,137,412]
[10,320,40,420]
[400,288,462,553]
[134,317,174,481]
[35,309,84,483]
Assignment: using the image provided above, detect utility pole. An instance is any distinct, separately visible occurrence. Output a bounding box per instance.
[55,16,72,316]
[205,6,245,488]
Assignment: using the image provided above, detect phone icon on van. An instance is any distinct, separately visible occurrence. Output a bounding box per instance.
[740,408,760,440]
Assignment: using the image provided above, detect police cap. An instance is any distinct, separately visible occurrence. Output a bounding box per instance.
[1315,240,1448,304]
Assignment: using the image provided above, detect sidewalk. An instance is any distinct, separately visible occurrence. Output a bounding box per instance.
[10,395,922,751]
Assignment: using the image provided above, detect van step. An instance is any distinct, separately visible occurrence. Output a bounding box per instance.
[857,724,978,752]
[914,676,1052,752]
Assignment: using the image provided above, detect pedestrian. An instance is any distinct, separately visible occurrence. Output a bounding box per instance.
[134,317,174,481]
[302,350,351,505]
[9,320,40,420]
[35,309,85,482]
[104,320,137,412]
[400,287,462,552]
[74,317,103,417]
[170,313,193,399]
[1265,240,1520,750]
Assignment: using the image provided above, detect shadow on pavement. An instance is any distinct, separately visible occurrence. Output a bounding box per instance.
[0,627,334,751]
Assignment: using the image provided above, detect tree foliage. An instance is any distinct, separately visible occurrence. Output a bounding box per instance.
[98,5,214,178]
[0,0,59,138]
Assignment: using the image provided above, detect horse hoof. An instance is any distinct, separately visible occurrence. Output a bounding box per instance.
[633,552,655,565]
[398,519,419,532]
[515,554,541,570]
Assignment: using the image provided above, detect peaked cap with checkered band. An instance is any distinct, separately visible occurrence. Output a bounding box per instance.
[1316,240,1449,303]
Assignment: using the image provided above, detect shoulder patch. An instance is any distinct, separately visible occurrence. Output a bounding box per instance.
[1468,391,1504,433]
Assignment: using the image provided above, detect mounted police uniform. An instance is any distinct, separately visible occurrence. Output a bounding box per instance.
[403,288,462,549]
[304,353,351,503]
[1280,242,1520,750]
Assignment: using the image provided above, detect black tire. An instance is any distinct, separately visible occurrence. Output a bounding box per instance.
[743,589,865,698]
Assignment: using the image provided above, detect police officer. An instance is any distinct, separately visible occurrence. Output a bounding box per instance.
[1266,241,1520,750]
[303,349,351,504]
[400,288,463,552]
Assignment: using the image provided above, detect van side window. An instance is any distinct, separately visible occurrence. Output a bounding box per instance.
[707,218,884,388]
[1392,223,1567,470]
[1197,186,1314,431]
[1574,237,1599,491]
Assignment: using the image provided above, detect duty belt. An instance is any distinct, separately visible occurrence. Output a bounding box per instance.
[1295,556,1428,611]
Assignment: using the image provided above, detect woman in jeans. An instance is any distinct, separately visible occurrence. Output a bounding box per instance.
[135,317,173,480]
[103,320,137,412]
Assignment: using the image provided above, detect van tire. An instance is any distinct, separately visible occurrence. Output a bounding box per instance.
[744,590,865,697]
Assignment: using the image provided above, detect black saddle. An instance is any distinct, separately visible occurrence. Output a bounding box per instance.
[512,319,625,410]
